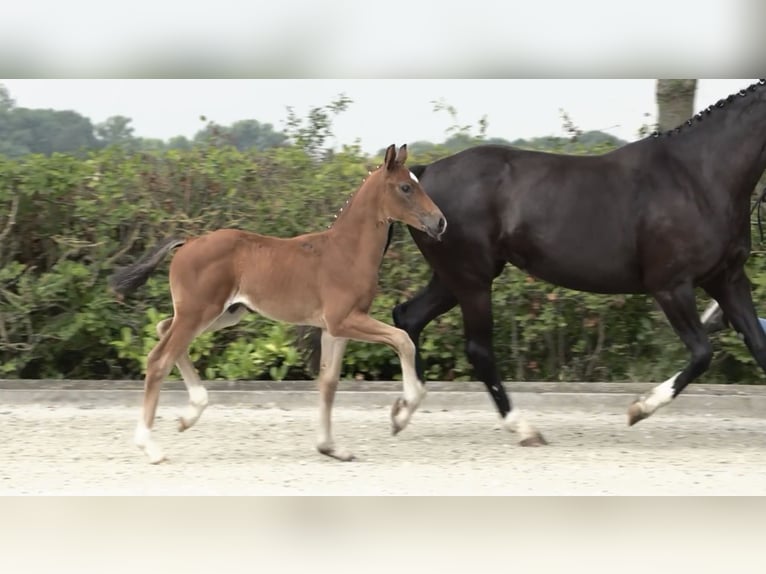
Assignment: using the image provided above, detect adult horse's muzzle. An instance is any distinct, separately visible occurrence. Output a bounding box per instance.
[422,213,448,241]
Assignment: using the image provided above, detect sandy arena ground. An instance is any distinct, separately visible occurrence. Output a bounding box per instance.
[1,403,764,495]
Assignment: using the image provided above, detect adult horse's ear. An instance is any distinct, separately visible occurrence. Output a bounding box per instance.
[395,144,408,165]
[384,144,397,171]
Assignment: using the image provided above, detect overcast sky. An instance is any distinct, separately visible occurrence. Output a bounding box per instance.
[0,79,757,154]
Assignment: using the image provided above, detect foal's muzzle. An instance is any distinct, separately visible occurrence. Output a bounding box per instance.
[423,213,447,241]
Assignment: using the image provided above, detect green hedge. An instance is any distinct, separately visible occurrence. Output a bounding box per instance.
[1,141,765,384]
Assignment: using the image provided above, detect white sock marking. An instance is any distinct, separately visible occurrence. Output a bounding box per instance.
[188,385,208,407]
[182,384,209,426]
[134,420,166,464]
[503,410,537,442]
[701,301,721,325]
[642,372,679,414]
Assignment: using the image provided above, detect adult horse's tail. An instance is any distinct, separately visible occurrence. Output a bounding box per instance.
[108,237,186,299]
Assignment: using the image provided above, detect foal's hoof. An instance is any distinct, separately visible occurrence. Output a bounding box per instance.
[318,446,356,462]
[138,446,167,465]
[390,397,409,435]
[178,416,200,432]
[519,432,548,447]
[627,401,649,426]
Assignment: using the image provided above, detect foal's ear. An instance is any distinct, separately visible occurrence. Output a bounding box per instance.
[384,144,397,171]
[395,144,408,165]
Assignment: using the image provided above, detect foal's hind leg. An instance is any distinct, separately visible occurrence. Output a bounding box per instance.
[392,273,458,379]
[154,317,209,433]
[628,282,713,425]
[135,312,210,463]
[314,330,352,461]
[160,303,249,432]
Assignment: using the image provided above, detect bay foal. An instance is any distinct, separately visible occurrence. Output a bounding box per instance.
[109,144,447,464]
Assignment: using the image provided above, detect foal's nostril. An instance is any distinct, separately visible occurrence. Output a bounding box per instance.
[437,217,447,234]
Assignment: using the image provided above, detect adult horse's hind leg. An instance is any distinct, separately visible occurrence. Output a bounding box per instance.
[628,281,713,425]
[315,330,352,461]
[702,268,766,372]
[392,272,458,379]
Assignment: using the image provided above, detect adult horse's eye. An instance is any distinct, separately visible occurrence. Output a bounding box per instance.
[400,183,411,194]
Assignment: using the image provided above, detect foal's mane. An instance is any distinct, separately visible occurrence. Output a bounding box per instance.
[327,164,382,229]
[326,164,395,252]
[652,79,766,139]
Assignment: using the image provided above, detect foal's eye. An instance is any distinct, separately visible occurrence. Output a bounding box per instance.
[399,183,412,194]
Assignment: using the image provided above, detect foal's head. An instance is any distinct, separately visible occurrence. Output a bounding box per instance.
[374,144,447,240]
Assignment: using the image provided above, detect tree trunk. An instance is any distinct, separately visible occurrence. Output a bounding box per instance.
[656,79,697,130]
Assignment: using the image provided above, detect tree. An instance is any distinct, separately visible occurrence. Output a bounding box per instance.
[228,119,287,151]
[0,108,98,157]
[656,79,697,131]
[193,119,288,151]
[283,94,353,159]
[95,115,136,148]
[0,83,14,112]
[167,135,192,150]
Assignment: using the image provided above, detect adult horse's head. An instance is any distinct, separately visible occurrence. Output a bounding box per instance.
[375,144,447,240]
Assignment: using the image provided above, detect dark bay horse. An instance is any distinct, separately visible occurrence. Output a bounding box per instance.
[392,80,766,445]
[109,144,446,464]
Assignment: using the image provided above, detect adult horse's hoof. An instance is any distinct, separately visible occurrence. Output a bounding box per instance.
[627,401,649,426]
[519,432,548,447]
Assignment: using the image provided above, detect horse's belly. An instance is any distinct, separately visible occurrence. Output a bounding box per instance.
[509,251,643,294]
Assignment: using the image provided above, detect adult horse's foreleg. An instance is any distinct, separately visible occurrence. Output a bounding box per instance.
[456,285,547,446]
[628,282,713,425]
[702,268,766,371]
[331,313,426,435]
[392,272,458,379]
[314,330,352,461]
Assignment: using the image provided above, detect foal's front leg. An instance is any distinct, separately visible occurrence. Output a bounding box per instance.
[332,313,427,435]
[315,330,353,461]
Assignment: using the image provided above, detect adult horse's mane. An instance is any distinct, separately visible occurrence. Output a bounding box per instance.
[651,79,766,139]
[646,79,766,238]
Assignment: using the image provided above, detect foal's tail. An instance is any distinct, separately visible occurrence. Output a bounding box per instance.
[108,237,186,299]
